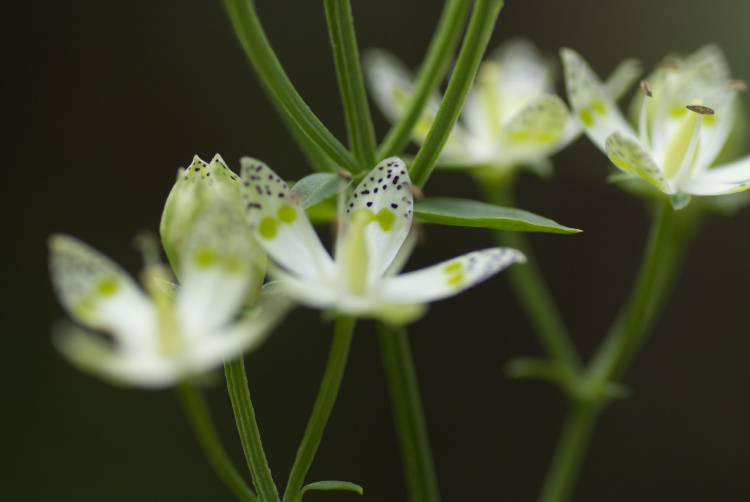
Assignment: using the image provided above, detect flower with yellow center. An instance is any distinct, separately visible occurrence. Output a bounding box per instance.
[562,45,750,207]
[240,157,525,324]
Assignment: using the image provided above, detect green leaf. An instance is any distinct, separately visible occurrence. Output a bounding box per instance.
[290,173,349,209]
[295,481,364,502]
[414,197,581,234]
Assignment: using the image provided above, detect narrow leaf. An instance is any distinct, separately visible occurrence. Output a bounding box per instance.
[414,197,581,234]
[295,481,363,502]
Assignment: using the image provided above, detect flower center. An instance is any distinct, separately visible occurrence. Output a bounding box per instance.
[662,102,707,180]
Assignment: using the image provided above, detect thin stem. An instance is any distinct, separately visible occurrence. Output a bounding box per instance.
[588,197,675,382]
[225,357,280,502]
[536,401,602,502]
[378,323,440,502]
[282,316,357,502]
[324,0,377,166]
[221,0,360,172]
[377,0,473,159]
[481,175,581,379]
[409,0,504,188]
[177,383,258,502]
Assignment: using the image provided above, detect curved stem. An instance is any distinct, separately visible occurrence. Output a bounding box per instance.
[282,316,356,502]
[409,0,505,188]
[377,0,473,159]
[177,383,258,502]
[225,358,280,502]
[325,0,377,166]
[481,176,580,379]
[221,0,360,172]
[378,323,440,502]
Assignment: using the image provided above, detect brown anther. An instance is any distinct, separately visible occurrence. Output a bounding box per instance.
[727,79,747,91]
[337,168,353,182]
[406,183,424,202]
[655,60,679,70]
[640,80,653,97]
[686,105,715,115]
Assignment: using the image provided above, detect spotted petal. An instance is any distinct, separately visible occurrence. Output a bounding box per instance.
[345,157,414,277]
[48,235,157,350]
[240,157,334,280]
[176,203,258,337]
[561,48,636,151]
[380,247,526,304]
[605,132,670,192]
[499,95,569,164]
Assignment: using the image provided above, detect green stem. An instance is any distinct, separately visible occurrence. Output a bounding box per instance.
[536,401,602,502]
[481,175,580,379]
[177,384,258,502]
[378,323,440,502]
[377,0,472,159]
[409,0,504,188]
[225,358,280,502]
[588,197,676,382]
[324,0,377,166]
[221,0,360,172]
[282,316,356,502]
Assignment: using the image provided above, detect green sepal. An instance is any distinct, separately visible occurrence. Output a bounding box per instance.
[294,480,364,502]
[414,197,581,234]
[670,192,691,210]
[291,172,350,209]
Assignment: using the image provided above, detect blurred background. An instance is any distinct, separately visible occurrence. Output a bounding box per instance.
[4,1,750,500]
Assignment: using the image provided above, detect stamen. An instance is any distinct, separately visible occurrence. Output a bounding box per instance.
[638,80,652,152]
[337,167,353,182]
[686,105,714,115]
[406,183,424,202]
[673,110,704,189]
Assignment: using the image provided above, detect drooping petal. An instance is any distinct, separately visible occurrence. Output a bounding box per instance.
[240,157,334,280]
[379,247,526,304]
[561,48,636,151]
[605,132,671,193]
[344,157,413,277]
[175,203,257,338]
[48,234,157,350]
[603,58,642,101]
[53,323,179,388]
[185,297,291,370]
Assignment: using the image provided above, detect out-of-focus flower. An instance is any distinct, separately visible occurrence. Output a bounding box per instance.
[562,45,750,207]
[49,204,285,388]
[239,156,525,324]
[365,39,640,173]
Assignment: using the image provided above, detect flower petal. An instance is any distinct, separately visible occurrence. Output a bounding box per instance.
[185,297,291,370]
[605,132,670,193]
[696,156,750,183]
[53,322,179,388]
[345,157,413,277]
[48,234,157,349]
[603,58,642,101]
[240,157,334,280]
[380,247,525,304]
[561,48,636,151]
[176,203,259,338]
[498,95,569,164]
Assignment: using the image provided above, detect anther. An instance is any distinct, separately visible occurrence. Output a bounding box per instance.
[406,183,424,202]
[686,105,715,115]
[640,80,653,97]
[337,168,353,182]
[727,79,747,91]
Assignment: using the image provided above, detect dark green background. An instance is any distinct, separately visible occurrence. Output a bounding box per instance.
[4,1,750,501]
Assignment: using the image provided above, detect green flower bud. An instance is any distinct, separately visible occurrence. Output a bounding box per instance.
[160,154,266,303]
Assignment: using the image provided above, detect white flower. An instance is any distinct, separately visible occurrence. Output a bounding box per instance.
[239,156,525,324]
[364,39,641,172]
[562,45,750,204]
[49,204,286,388]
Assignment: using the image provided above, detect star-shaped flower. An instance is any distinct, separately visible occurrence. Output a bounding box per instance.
[239,156,525,324]
[49,204,286,388]
[562,45,750,206]
[365,39,641,173]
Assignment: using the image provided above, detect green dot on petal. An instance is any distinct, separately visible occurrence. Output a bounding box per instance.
[444,262,462,273]
[195,248,217,267]
[259,217,278,239]
[277,205,297,224]
[376,208,396,232]
[579,109,594,127]
[97,278,119,296]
